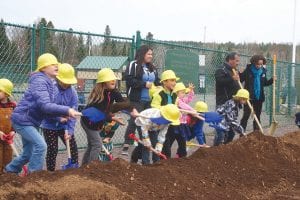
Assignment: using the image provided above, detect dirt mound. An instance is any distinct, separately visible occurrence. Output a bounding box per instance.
[0,131,299,200]
[0,175,132,200]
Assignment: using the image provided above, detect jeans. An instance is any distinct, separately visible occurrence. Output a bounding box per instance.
[81,119,102,165]
[131,131,160,164]
[214,129,225,146]
[162,125,187,158]
[5,122,47,173]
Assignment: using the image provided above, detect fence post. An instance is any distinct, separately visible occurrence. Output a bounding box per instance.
[136,31,141,50]
[276,64,281,112]
[129,35,135,61]
[30,24,36,72]
[39,24,45,55]
[287,64,292,115]
[269,63,273,125]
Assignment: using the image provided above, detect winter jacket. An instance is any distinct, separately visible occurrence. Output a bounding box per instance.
[125,61,160,102]
[11,72,69,127]
[41,83,78,135]
[151,89,177,108]
[215,63,240,106]
[177,90,195,124]
[239,64,273,102]
[216,99,244,134]
[81,89,125,130]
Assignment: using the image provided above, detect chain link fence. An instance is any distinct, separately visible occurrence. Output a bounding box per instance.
[0,22,299,153]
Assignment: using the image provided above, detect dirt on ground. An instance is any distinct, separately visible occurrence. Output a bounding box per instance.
[0,131,299,200]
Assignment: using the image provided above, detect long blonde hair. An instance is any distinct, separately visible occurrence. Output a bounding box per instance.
[87,83,105,104]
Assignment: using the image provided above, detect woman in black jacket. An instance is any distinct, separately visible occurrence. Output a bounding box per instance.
[122,45,160,158]
[240,55,275,131]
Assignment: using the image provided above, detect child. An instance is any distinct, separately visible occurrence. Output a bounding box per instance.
[296,112,300,128]
[41,63,79,171]
[187,101,210,148]
[0,79,16,172]
[214,89,248,146]
[170,82,201,157]
[80,68,127,165]
[132,104,180,161]
[98,121,119,162]
[5,53,81,174]
[131,70,178,162]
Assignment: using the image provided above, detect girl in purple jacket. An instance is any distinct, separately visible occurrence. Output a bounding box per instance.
[41,63,79,171]
[5,53,81,174]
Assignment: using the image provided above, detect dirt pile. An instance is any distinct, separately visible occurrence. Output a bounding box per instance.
[0,131,299,200]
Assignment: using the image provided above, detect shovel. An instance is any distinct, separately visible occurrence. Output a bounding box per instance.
[0,131,28,176]
[61,130,78,170]
[232,69,264,134]
[269,55,278,135]
[101,144,114,161]
[128,133,167,160]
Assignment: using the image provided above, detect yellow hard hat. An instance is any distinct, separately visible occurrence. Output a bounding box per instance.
[96,68,118,83]
[0,78,13,96]
[173,82,190,93]
[149,85,163,99]
[160,104,180,125]
[56,63,78,84]
[160,70,180,82]
[233,89,249,100]
[36,53,59,71]
[194,101,208,113]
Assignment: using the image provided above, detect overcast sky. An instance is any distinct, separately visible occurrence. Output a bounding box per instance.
[1,0,299,43]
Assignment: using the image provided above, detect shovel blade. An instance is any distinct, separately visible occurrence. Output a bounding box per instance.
[269,120,278,135]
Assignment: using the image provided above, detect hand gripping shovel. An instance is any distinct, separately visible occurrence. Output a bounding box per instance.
[232,69,264,133]
[0,131,28,176]
[62,130,78,170]
[128,133,167,160]
[269,55,278,135]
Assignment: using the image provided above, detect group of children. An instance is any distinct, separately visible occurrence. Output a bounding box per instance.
[0,52,299,175]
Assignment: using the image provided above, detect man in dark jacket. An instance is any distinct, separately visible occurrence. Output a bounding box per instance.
[214,52,241,144]
[240,55,274,131]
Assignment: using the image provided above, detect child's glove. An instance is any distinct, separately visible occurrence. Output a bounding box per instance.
[1,131,15,145]
[204,112,223,123]
[142,138,151,147]
[155,143,163,152]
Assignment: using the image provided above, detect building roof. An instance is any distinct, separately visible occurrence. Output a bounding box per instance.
[76,56,129,70]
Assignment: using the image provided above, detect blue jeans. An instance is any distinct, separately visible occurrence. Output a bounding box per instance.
[5,122,47,173]
[214,129,225,146]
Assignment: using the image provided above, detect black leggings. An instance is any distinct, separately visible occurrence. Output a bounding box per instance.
[162,125,187,158]
[43,129,78,171]
[240,100,263,131]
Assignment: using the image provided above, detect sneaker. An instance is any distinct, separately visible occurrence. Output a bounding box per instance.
[121,146,129,156]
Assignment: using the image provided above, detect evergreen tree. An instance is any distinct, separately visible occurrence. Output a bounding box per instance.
[102,25,112,56]
[76,34,87,62]
[0,19,11,65]
[121,44,127,56]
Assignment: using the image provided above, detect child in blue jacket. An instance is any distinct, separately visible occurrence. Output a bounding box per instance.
[41,63,79,171]
[5,54,81,174]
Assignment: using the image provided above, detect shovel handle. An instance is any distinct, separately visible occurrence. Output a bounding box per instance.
[102,144,114,161]
[64,130,72,159]
[232,69,264,133]
[128,133,167,159]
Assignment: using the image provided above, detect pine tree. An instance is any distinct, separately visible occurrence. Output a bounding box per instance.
[102,25,112,56]
[76,34,87,62]
[121,44,127,56]
[111,39,117,56]
[0,19,11,65]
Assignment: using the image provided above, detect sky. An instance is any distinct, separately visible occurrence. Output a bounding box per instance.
[0,0,299,43]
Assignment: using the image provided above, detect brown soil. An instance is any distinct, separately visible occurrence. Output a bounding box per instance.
[0,131,299,200]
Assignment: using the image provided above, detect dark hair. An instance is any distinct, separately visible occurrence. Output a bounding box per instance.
[225,52,239,62]
[250,55,265,65]
[135,45,155,72]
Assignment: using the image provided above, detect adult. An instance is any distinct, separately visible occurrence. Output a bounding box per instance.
[240,55,274,131]
[214,52,240,144]
[122,45,160,161]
